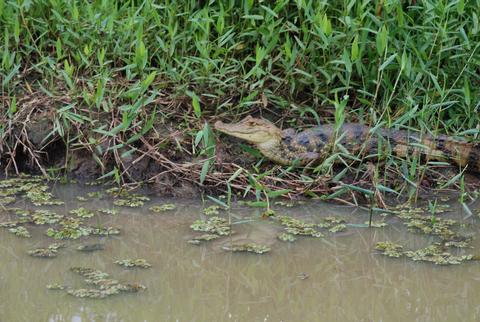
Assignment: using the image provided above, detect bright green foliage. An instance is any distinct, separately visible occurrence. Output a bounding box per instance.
[1,1,479,196]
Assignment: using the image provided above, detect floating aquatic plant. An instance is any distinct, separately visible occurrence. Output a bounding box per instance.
[375,241,404,258]
[188,233,220,244]
[90,226,120,236]
[115,259,152,269]
[277,215,323,238]
[318,216,346,229]
[46,217,91,240]
[0,196,15,205]
[70,207,95,219]
[8,226,31,238]
[98,208,118,216]
[76,196,88,201]
[203,205,221,216]
[87,191,104,199]
[277,233,297,242]
[149,203,176,213]
[222,243,270,254]
[113,192,150,208]
[328,224,347,233]
[190,217,231,236]
[404,244,475,265]
[0,220,21,228]
[46,283,66,290]
[32,210,63,225]
[28,243,65,258]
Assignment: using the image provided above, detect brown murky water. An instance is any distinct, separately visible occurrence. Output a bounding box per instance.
[1,184,479,322]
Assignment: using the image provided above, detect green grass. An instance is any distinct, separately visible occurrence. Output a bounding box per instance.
[1,0,479,201]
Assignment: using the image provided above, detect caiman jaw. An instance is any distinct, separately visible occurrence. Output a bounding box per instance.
[214,116,282,145]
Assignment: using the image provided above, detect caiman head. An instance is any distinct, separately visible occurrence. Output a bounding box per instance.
[214,116,282,145]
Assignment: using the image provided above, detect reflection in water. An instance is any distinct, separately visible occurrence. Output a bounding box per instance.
[0,184,479,321]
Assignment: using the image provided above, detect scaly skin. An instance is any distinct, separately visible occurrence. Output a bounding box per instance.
[214,116,480,172]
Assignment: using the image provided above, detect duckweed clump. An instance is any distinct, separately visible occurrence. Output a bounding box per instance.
[28,243,65,258]
[277,215,323,238]
[46,216,91,240]
[32,210,63,225]
[98,208,118,216]
[404,244,475,265]
[375,241,404,258]
[8,226,31,238]
[0,175,63,206]
[376,240,477,265]
[115,259,152,269]
[57,267,147,299]
[222,243,271,254]
[149,203,176,213]
[328,224,347,233]
[189,233,221,244]
[404,215,457,240]
[46,283,66,290]
[0,196,15,205]
[113,192,150,208]
[190,217,231,236]
[277,233,297,242]
[318,216,348,233]
[70,207,95,219]
[203,205,221,216]
[90,226,120,236]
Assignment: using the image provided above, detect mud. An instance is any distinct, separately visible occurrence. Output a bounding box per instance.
[1,102,479,200]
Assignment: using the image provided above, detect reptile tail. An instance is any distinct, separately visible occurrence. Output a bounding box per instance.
[385,130,480,172]
[339,124,479,172]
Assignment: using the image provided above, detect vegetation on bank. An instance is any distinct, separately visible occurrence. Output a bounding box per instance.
[0,0,479,204]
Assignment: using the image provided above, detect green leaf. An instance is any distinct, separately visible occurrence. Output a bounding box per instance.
[351,34,359,61]
[186,91,202,118]
[457,0,464,15]
[464,77,471,107]
[321,14,332,36]
[200,160,210,184]
[207,195,228,208]
[379,53,397,71]
[376,26,388,55]
[266,189,291,198]
[8,96,17,117]
[244,201,268,208]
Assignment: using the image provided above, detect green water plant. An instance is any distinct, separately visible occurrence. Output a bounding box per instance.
[203,205,221,216]
[8,226,31,238]
[28,243,65,258]
[58,267,146,299]
[277,215,323,238]
[32,210,63,225]
[375,241,404,258]
[149,203,176,213]
[222,243,271,254]
[404,244,475,265]
[115,259,152,269]
[189,233,221,244]
[70,207,95,219]
[190,217,231,236]
[277,233,297,242]
[98,208,118,215]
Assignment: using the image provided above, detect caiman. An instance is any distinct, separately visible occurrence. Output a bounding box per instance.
[214,116,480,172]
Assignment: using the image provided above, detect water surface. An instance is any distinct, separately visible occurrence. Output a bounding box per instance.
[1,184,479,321]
